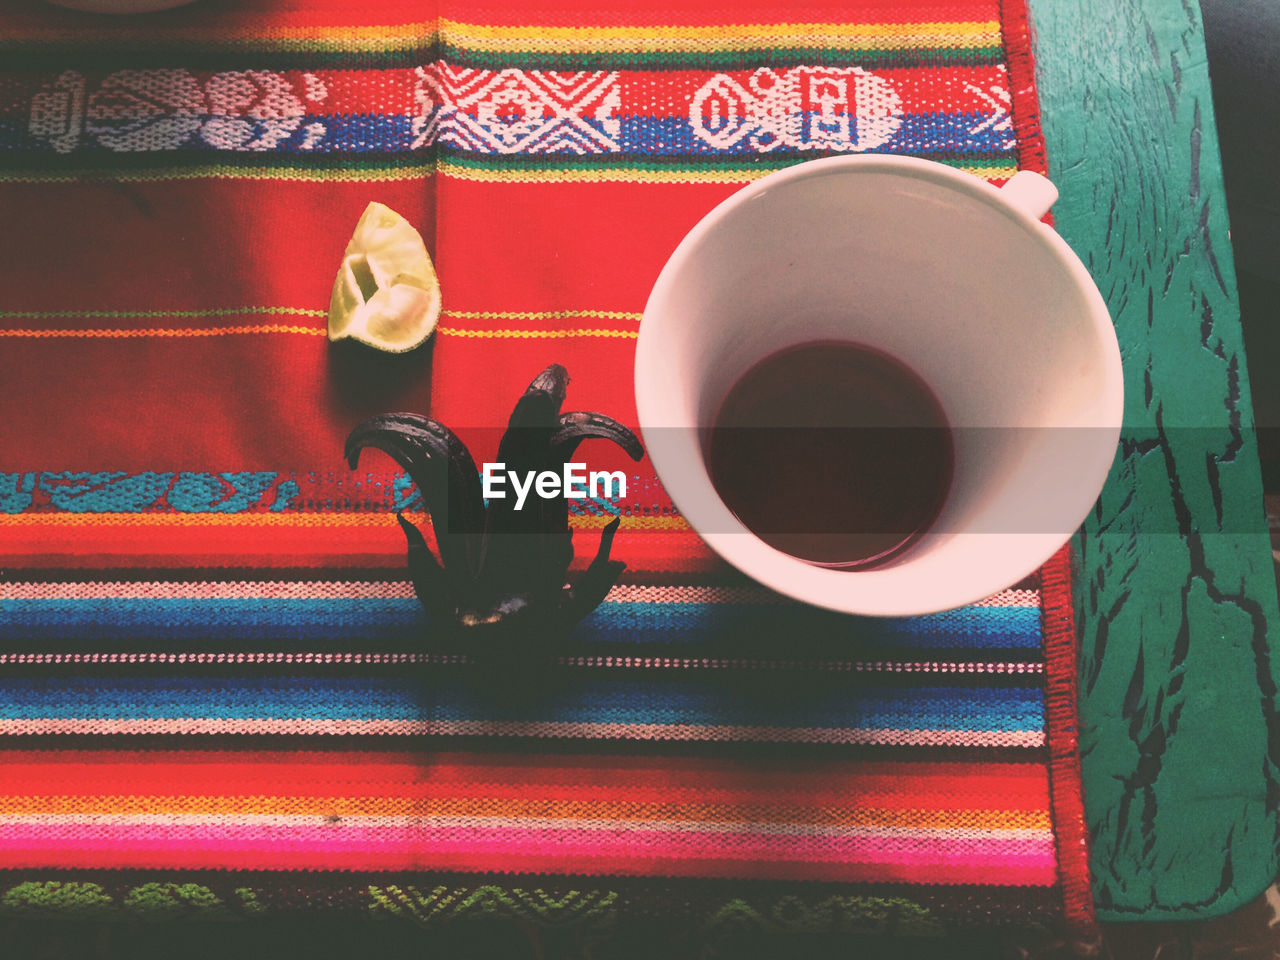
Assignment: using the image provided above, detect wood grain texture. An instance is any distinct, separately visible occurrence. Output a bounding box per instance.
[1027,0,1280,920]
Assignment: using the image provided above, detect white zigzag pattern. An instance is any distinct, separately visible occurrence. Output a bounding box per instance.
[413,65,621,155]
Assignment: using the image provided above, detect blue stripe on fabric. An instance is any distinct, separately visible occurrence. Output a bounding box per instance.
[303,114,417,153]
[0,599,422,643]
[0,599,1041,649]
[0,676,1043,730]
[3,471,617,515]
[5,111,1013,158]
[588,602,1042,650]
[607,113,1013,155]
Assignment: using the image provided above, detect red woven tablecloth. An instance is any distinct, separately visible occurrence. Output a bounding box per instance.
[0,0,1095,942]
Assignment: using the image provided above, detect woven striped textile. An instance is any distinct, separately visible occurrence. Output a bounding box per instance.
[0,0,1096,941]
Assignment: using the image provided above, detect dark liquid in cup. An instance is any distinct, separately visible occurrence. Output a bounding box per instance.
[706,341,953,569]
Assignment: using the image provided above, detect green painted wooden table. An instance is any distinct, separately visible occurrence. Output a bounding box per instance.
[1028,0,1280,922]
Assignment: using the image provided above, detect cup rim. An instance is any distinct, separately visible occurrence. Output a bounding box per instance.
[635,155,1123,617]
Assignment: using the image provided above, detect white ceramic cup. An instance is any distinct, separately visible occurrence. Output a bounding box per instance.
[635,155,1123,616]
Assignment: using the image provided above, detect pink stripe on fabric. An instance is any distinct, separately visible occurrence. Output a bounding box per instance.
[0,581,1041,606]
[604,584,787,604]
[0,815,1055,843]
[0,652,1043,675]
[0,580,414,600]
[973,589,1040,608]
[0,652,466,667]
[0,823,1056,884]
[555,657,1044,674]
[0,718,1047,747]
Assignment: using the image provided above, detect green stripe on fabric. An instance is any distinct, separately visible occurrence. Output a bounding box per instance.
[437,151,1012,172]
[0,154,1016,186]
[0,43,1000,73]
[436,44,1003,70]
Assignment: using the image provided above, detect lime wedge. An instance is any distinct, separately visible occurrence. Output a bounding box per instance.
[327,202,441,353]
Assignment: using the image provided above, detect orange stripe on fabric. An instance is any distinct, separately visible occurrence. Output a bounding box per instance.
[0,796,1051,830]
[0,749,1050,793]
[2,12,999,45]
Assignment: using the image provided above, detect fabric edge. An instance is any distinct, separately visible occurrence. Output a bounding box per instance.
[1000,0,1049,179]
[1038,544,1101,944]
[1001,0,1099,940]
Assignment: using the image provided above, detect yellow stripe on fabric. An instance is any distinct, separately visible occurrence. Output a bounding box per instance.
[0,325,636,340]
[0,513,688,531]
[437,19,1001,52]
[438,161,778,185]
[0,796,1052,830]
[1,163,1021,188]
[0,309,641,341]
[9,19,997,50]
[437,161,1020,186]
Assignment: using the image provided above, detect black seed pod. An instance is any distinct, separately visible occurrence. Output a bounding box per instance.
[345,364,644,644]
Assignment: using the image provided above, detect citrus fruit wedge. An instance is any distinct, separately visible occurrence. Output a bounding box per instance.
[328,202,441,353]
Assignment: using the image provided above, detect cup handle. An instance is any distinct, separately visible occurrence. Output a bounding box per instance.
[999,170,1058,221]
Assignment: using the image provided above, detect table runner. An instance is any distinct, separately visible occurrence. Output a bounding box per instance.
[0,0,1097,943]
